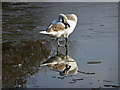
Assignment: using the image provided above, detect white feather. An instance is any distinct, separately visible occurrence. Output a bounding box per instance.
[39,31,56,35]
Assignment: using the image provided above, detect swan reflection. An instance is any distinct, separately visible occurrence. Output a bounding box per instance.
[41,54,78,76]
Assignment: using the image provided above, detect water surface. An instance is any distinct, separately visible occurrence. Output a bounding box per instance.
[2,2,118,88]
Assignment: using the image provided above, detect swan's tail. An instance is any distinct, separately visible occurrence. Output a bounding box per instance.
[39,31,49,34]
[40,63,48,67]
[39,31,56,35]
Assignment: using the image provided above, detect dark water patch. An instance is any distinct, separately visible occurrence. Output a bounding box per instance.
[57,77,64,79]
[99,24,104,26]
[2,40,50,88]
[92,87,101,90]
[104,85,120,88]
[111,85,120,88]
[71,78,84,83]
[78,71,95,75]
[69,81,76,83]
[52,76,56,78]
[104,85,111,87]
[103,80,112,82]
[87,61,101,64]
[89,28,94,30]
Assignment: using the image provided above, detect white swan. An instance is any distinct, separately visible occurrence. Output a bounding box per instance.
[39,13,78,47]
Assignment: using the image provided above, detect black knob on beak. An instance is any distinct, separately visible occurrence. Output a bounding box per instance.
[65,23,70,29]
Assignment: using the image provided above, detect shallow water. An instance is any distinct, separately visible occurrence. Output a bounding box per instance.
[2,2,118,88]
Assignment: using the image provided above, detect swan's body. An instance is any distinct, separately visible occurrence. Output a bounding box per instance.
[40,14,77,38]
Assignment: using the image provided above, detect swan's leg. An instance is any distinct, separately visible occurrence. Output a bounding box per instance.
[57,38,60,54]
[57,46,59,54]
[57,38,64,47]
[65,37,68,56]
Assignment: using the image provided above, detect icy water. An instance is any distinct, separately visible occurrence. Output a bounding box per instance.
[2,2,118,88]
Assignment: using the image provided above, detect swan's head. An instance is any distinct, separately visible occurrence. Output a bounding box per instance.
[59,13,70,28]
[59,14,68,22]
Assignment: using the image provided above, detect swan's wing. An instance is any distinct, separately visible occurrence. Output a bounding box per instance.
[46,19,59,31]
[46,23,54,30]
[47,22,66,32]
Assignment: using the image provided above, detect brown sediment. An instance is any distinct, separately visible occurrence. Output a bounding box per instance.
[78,70,95,75]
[72,78,83,82]
[104,85,120,88]
[104,85,111,87]
[57,77,64,79]
[111,85,120,88]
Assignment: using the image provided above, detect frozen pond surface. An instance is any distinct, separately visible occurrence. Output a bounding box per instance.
[2,2,118,88]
